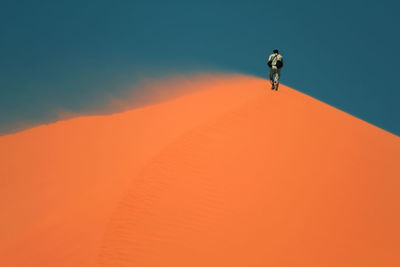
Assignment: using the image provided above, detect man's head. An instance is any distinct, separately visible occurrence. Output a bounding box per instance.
[273,49,279,54]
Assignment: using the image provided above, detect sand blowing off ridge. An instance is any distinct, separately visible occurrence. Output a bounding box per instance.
[0,74,399,267]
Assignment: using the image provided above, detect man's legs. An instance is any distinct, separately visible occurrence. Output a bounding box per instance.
[269,68,279,90]
[274,69,281,90]
[275,69,281,89]
[269,68,274,83]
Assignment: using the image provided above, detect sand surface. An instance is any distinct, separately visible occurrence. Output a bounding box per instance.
[0,74,399,266]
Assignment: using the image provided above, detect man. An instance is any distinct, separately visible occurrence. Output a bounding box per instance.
[267,49,284,90]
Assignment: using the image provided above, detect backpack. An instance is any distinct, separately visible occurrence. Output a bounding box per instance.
[268,54,283,69]
[276,59,283,69]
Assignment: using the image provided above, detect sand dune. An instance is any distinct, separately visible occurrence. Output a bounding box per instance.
[0,74,399,267]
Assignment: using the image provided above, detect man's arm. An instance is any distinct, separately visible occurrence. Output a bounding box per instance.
[267,55,272,67]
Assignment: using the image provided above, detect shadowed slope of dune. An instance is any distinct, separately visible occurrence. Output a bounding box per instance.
[0,74,399,267]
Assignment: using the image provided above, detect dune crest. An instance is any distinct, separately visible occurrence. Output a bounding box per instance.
[0,74,399,267]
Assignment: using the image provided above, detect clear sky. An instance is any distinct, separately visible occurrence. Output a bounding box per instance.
[1,0,399,135]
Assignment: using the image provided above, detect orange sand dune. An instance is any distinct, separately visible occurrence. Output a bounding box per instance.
[0,74,399,267]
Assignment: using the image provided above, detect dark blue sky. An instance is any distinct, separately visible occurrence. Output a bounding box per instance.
[1,0,399,135]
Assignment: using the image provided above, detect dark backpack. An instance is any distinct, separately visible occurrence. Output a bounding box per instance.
[267,54,283,69]
[276,59,283,69]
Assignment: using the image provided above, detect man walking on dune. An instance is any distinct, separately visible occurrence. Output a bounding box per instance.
[267,49,284,90]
